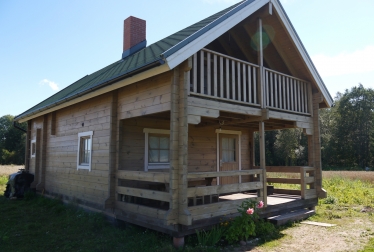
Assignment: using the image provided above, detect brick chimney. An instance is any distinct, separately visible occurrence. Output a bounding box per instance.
[122,16,146,59]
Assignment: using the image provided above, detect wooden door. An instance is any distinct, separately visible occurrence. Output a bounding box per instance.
[219,134,239,184]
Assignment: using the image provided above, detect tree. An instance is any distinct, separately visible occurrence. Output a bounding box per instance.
[332,85,374,168]
[0,115,26,165]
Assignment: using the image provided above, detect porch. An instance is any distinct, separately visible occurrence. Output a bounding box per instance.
[114,166,317,235]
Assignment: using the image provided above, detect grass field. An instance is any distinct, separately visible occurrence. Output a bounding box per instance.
[0,170,373,251]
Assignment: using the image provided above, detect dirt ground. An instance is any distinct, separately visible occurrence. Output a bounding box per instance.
[0,165,24,176]
[229,216,373,252]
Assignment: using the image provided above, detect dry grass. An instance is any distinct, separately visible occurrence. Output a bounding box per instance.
[0,165,24,176]
[323,171,374,183]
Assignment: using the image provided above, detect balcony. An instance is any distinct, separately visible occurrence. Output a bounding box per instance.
[190,48,312,116]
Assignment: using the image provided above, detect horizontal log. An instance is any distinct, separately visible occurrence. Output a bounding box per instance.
[187,181,262,197]
[273,188,301,195]
[254,166,313,173]
[189,197,262,221]
[267,178,301,184]
[117,170,169,183]
[116,201,167,220]
[187,169,263,179]
[117,186,170,202]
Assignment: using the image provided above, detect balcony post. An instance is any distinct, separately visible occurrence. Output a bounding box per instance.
[257,18,265,108]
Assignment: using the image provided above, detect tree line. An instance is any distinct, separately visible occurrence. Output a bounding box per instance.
[1,85,373,168]
[257,84,374,169]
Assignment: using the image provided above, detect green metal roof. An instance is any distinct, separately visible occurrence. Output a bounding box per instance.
[15,0,256,121]
[15,0,335,120]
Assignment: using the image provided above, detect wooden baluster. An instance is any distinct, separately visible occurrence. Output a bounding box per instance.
[290,79,294,111]
[286,77,290,110]
[282,76,287,109]
[304,82,307,113]
[213,54,217,97]
[232,60,236,100]
[248,65,252,103]
[243,63,247,103]
[226,58,230,99]
[274,73,278,108]
[270,72,273,107]
[207,52,211,96]
[253,67,257,104]
[297,80,301,112]
[300,81,304,113]
[220,56,223,98]
[237,62,241,101]
[200,50,204,94]
[278,74,282,109]
[266,70,269,107]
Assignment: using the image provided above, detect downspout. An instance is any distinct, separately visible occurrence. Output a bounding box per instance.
[13,121,29,171]
[13,121,27,133]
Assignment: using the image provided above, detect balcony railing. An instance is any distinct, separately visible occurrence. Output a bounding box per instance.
[190,48,311,115]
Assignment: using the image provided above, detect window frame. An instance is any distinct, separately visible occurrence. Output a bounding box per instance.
[30,139,36,158]
[77,131,93,171]
[143,128,170,171]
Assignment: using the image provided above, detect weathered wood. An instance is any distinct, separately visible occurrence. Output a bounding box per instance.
[117,186,170,202]
[267,178,301,184]
[187,181,262,197]
[259,121,267,206]
[117,170,169,183]
[187,106,220,118]
[188,115,201,125]
[116,201,167,220]
[187,169,263,179]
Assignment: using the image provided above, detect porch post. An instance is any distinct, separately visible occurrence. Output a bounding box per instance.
[312,92,326,198]
[259,121,267,206]
[168,59,192,228]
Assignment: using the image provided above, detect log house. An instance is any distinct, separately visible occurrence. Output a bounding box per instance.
[15,0,333,245]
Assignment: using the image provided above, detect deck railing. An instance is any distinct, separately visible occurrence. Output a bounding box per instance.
[189,49,312,115]
[264,68,311,114]
[190,48,260,106]
[264,166,316,199]
[115,169,265,223]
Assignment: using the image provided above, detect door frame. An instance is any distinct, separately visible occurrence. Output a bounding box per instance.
[215,129,241,185]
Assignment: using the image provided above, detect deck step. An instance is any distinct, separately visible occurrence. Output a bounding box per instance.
[267,209,315,225]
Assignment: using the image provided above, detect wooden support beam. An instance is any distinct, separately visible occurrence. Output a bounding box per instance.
[259,121,267,206]
[257,18,265,109]
[188,115,201,125]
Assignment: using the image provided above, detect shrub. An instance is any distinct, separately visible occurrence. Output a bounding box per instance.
[196,225,225,247]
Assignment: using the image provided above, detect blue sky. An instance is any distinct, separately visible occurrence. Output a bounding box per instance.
[1,0,373,117]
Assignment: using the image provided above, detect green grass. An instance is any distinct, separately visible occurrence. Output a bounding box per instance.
[1,173,374,251]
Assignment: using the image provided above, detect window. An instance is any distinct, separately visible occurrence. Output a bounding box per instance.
[31,139,36,158]
[222,137,236,162]
[143,128,170,170]
[77,131,93,170]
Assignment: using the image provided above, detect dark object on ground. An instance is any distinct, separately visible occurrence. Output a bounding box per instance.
[267,185,274,195]
[4,169,34,198]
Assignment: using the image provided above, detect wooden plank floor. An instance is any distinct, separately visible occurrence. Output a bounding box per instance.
[219,193,301,205]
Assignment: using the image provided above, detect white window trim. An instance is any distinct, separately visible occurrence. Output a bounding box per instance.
[77,131,93,171]
[143,128,170,171]
[30,139,36,158]
[216,129,242,185]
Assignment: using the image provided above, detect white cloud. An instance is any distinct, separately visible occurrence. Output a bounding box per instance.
[311,46,374,78]
[39,79,60,91]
